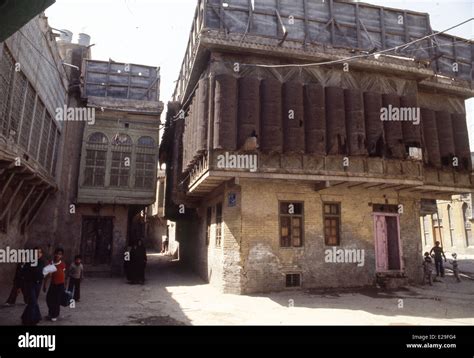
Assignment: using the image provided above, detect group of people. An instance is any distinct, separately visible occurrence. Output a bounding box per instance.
[4,248,84,325]
[422,241,461,285]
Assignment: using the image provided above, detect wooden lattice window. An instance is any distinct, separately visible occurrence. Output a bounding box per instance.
[0,46,15,137]
[135,136,156,189]
[280,202,303,247]
[51,129,60,176]
[324,203,341,246]
[216,203,223,247]
[19,83,36,150]
[110,134,132,187]
[45,121,57,172]
[83,132,108,187]
[38,113,51,167]
[8,71,27,142]
[29,99,45,159]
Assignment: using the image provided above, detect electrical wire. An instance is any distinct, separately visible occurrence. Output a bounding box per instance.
[165,18,474,131]
[231,17,474,69]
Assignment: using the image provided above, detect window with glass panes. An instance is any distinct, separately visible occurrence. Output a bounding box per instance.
[110,134,132,187]
[324,203,340,246]
[84,132,108,187]
[135,136,156,189]
[279,202,303,247]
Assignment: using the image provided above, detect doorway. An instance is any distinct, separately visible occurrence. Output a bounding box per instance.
[81,216,114,265]
[373,213,403,272]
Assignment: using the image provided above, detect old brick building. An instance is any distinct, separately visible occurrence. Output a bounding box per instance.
[0,13,73,288]
[0,13,164,289]
[160,0,474,293]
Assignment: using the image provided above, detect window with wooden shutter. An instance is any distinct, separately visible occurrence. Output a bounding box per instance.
[324,203,341,246]
[279,202,304,247]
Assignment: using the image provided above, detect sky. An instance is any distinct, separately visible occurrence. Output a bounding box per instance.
[45,0,474,143]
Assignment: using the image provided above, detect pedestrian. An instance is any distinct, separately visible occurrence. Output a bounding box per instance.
[4,263,26,306]
[422,252,433,286]
[130,239,147,284]
[21,247,46,325]
[43,248,66,322]
[430,241,446,278]
[161,236,169,255]
[450,253,461,283]
[67,255,84,302]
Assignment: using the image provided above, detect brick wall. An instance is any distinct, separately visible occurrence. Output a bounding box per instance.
[240,179,422,293]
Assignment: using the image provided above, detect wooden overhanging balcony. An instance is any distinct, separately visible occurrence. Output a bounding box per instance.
[186,152,473,200]
[0,141,56,230]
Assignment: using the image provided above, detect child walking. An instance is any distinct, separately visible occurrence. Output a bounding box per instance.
[68,255,84,302]
[450,253,461,283]
[422,252,433,286]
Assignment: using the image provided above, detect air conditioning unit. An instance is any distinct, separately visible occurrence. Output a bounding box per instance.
[408,147,423,161]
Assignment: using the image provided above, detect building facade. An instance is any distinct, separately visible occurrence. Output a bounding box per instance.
[0,13,72,288]
[421,194,474,255]
[159,0,474,294]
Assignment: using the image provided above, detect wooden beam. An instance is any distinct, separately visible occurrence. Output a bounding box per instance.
[329,0,335,45]
[355,3,361,49]
[380,8,386,49]
[403,11,409,43]
[348,182,366,189]
[365,183,385,189]
[0,180,24,221]
[19,190,46,227]
[26,192,51,229]
[303,0,309,46]
[10,185,35,224]
[0,172,15,201]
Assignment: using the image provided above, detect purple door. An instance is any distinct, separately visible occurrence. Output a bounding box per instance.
[373,214,402,272]
[374,214,388,271]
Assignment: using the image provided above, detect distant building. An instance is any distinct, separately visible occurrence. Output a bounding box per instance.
[421,194,474,255]
[159,0,474,293]
[73,59,163,272]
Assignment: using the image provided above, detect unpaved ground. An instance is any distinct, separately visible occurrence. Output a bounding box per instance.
[0,253,473,326]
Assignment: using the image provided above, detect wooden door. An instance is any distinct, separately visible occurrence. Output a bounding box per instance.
[81,217,113,265]
[374,214,388,271]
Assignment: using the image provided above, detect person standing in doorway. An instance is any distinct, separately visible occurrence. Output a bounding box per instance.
[43,248,66,322]
[68,255,84,302]
[430,241,446,278]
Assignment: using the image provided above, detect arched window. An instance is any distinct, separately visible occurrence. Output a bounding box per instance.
[110,133,132,187]
[83,132,108,187]
[447,205,454,246]
[137,136,156,148]
[88,132,109,144]
[462,203,473,247]
[135,136,156,189]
